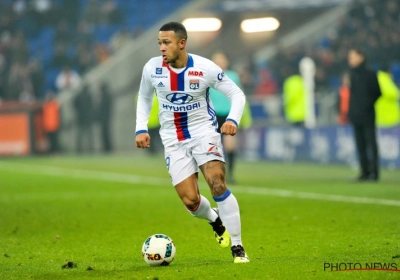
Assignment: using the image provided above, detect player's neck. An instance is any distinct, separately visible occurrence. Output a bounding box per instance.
[169,52,188,69]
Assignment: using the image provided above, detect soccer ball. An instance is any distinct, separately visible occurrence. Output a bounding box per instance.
[141,234,176,266]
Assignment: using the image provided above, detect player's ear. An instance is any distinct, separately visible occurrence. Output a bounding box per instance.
[179,39,186,50]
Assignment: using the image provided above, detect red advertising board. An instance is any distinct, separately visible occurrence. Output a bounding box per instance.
[0,113,31,155]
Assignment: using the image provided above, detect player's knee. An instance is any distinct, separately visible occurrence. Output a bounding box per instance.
[209,173,227,197]
[182,195,200,210]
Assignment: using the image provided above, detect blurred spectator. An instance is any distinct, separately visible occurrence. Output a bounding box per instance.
[76,42,97,74]
[42,90,60,153]
[75,20,95,47]
[54,20,72,47]
[375,65,400,128]
[12,0,27,17]
[98,83,113,153]
[32,0,51,14]
[32,0,54,27]
[51,43,72,69]
[60,0,80,27]
[110,27,132,54]
[254,68,277,96]
[0,34,10,100]
[0,33,13,58]
[17,64,34,102]
[238,66,255,96]
[0,57,5,100]
[13,2,38,37]
[95,44,110,64]
[5,62,22,100]
[28,59,44,100]
[6,61,34,102]
[82,0,101,27]
[0,24,46,102]
[336,72,350,125]
[282,72,305,126]
[74,84,94,153]
[0,9,14,36]
[10,29,29,64]
[347,47,381,182]
[100,0,123,25]
[55,65,81,92]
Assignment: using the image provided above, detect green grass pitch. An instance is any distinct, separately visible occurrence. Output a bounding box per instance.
[0,154,399,279]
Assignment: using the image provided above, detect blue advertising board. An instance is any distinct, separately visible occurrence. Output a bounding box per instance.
[239,125,400,168]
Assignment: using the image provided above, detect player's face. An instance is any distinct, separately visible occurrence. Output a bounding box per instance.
[158,31,185,65]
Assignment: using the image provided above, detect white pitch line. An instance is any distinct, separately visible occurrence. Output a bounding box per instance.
[1,162,400,207]
[232,186,400,207]
[0,162,168,186]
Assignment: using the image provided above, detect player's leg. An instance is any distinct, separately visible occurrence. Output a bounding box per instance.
[194,133,249,261]
[174,174,229,249]
[165,145,218,223]
[200,160,249,263]
[174,173,218,222]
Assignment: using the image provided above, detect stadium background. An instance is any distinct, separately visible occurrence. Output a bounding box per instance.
[1,1,400,279]
[0,0,399,167]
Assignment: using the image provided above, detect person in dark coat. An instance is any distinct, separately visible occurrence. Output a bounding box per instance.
[347,47,381,182]
[74,84,94,153]
[98,83,113,152]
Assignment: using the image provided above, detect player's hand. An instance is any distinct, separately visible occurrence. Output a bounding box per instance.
[135,133,151,149]
[220,120,237,136]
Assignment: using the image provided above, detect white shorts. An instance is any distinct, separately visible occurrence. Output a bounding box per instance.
[164,132,225,186]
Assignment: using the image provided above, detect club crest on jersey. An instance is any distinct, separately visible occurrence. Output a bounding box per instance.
[207,142,222,157]
[189,80,200,90]
[156,68,162,74]
[166,93,193,105]
[188,71,203,77]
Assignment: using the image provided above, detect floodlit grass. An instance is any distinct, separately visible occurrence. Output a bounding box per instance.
[0,154,399,279]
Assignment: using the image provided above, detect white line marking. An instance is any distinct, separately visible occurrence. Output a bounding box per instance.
[0,162,166,185]
[1,162,399,207]
[232,186,400,207]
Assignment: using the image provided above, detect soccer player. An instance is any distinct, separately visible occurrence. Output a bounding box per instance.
[135,22,249,263]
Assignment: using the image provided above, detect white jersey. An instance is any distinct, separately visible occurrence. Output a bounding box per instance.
[136,54,245,147]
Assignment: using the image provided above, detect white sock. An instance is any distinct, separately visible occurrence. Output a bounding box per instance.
[214,189,242,247]
[186,195,218,223]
